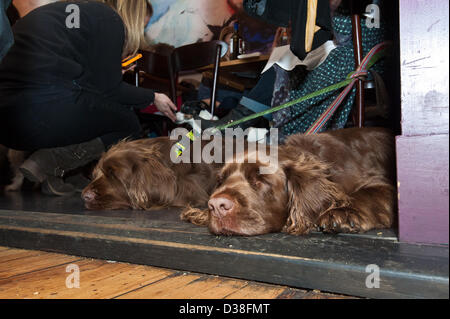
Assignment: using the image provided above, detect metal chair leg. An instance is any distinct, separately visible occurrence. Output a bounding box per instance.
[210,44,222,116]
[351,11,365,128]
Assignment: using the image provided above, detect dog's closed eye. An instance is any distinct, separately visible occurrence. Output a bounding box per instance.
[83,136,223,211]
[101,167,114,177]
[248,175,264,190]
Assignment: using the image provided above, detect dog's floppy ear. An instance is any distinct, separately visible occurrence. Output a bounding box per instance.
[128,157,177,210]
[282,153,350,235]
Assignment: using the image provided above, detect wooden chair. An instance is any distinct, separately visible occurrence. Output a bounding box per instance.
[133,41,227,134]
[135,48,173,98]
[133,49,175,136]
[169,40,228,116]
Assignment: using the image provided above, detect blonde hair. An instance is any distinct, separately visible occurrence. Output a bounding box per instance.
[98,0,152,56]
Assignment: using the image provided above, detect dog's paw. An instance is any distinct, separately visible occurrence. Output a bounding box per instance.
[316,208,365,234]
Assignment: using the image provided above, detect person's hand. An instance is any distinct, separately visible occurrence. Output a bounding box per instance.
[122,63,136,75]
[154,93,177,122]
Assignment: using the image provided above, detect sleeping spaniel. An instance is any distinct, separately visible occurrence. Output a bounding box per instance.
[181,127,397,236]
[82,137,223,210]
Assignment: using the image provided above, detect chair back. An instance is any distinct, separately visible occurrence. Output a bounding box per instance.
[137,50,172,79]
[170,40,227,114]
[171,40,227,73]
[136,41,228,115]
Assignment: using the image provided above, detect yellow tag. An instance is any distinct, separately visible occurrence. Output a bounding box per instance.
[176,143,185,151]
[186,131,196,141]
[174,131,196,157]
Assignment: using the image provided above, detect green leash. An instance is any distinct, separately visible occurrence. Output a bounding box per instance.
[215,77,353,131]
[174,42,390,157]
[215,42,390,132]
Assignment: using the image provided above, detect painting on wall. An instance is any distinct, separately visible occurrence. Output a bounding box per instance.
[145,0,278,54]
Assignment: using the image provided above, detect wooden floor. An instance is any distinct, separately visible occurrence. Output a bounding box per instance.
[0,246,352,299]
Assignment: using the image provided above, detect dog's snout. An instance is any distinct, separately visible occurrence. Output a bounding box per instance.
[82,190,97,203]
[208,197,234,218]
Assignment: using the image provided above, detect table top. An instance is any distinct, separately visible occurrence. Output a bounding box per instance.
[199,55,270,91]
[197,55,269,72]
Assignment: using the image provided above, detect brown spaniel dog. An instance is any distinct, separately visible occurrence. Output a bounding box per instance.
[82,137,222,210]
[181,127,396,236]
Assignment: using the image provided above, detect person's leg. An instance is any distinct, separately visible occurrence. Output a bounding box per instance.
[0,92,141,151]
[244,66,276,106]
[197,82,245,104]
[1,92,141,195]
[200,67,276,130]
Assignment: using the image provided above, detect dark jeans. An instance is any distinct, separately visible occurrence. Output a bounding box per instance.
[245,66,276,106]
[0,90,141,151]
[198,66,277,110]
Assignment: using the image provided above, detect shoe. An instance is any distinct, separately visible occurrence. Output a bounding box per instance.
[40,174,91,197]
[41,176,76,196]
[181,100,209,118]
[200,104,268,131]
[65,173,91,193]
[20,137,105,183]
[20,138,104,196]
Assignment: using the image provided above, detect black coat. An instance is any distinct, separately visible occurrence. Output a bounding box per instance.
[0,1,154,109]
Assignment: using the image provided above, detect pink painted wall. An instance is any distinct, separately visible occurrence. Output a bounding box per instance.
[397,0,449,244]
[399,0,449,136]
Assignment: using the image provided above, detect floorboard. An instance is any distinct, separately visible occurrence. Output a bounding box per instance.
[223,283,287,299]
[0,246,346,299]
[0,250,82,280]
